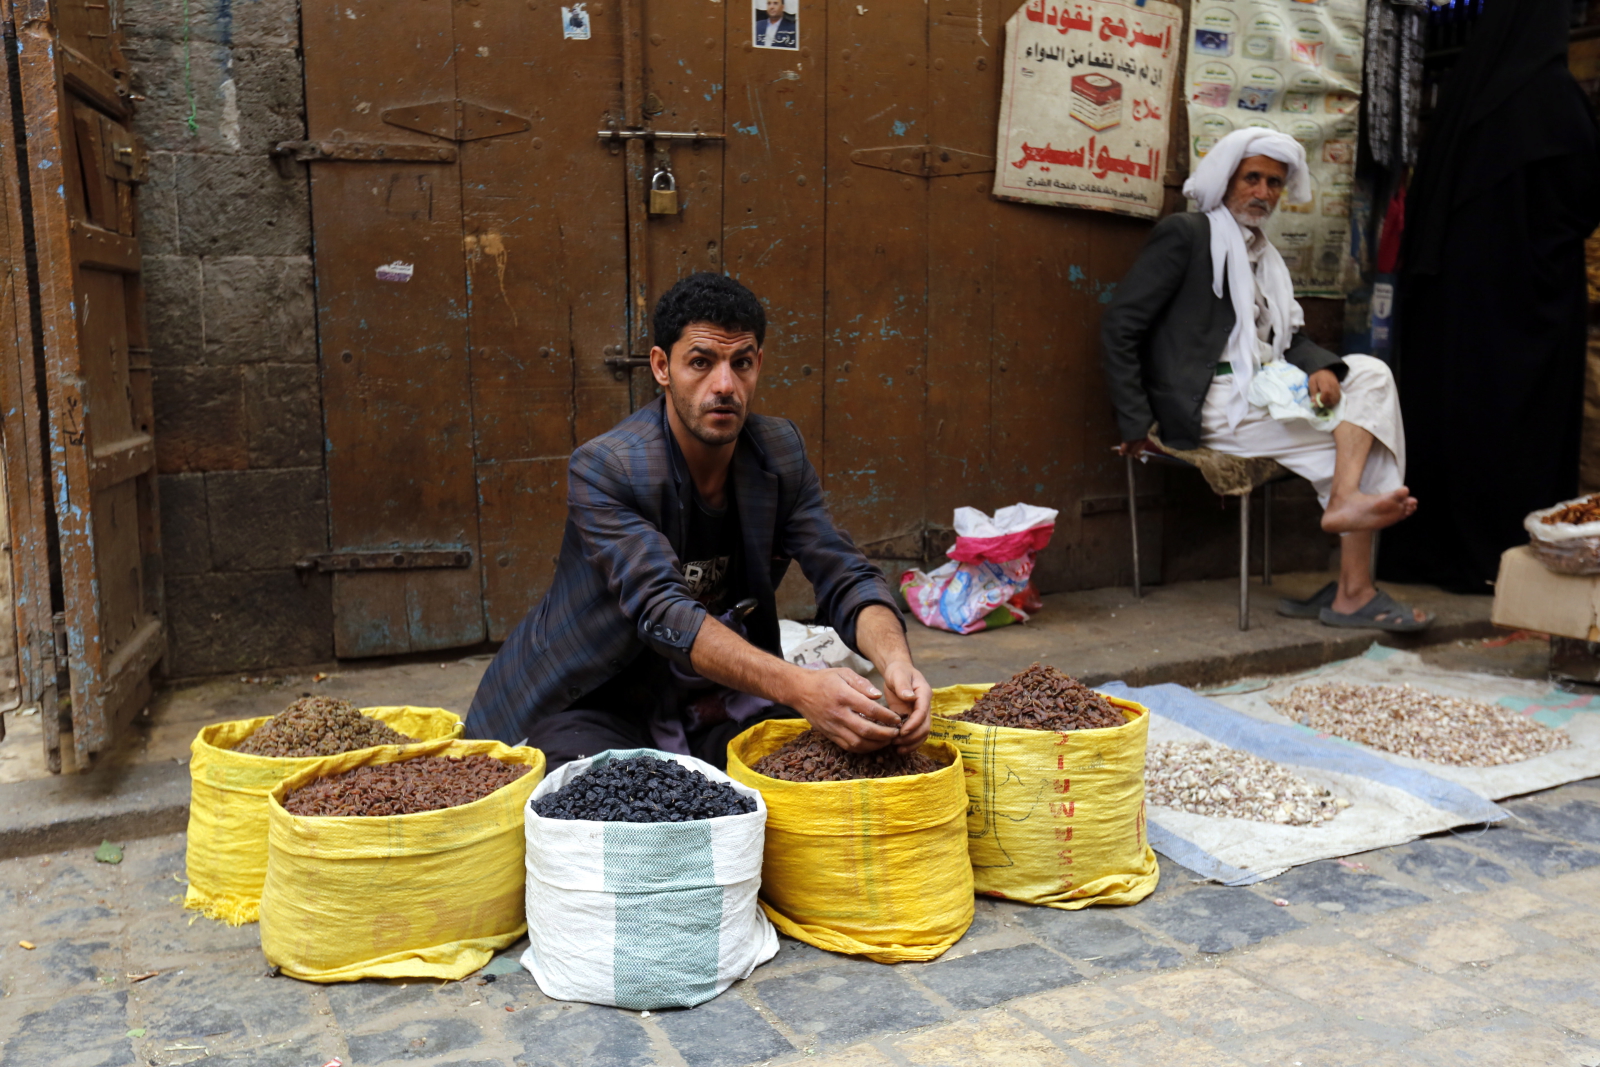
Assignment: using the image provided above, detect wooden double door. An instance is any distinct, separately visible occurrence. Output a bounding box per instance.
[303,0,1156,657]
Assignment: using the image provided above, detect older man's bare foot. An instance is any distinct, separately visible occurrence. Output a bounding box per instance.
[1321,487,1417,533]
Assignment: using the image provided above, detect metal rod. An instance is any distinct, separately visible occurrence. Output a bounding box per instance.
[1239,491,1251,631]
[596,129,727,141]
[1126,453,1142,599]
[1263,481,1273,586]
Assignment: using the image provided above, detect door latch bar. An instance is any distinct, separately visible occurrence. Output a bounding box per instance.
[596,128,726,142]
[295,549,474,574]
[273,140,459,163]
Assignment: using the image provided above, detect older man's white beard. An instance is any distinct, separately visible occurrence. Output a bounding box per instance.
[1229,199,1276,229]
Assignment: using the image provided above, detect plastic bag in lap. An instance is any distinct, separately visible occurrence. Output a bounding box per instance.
[928,685,1160,909]
[183,706,463,925]
[258,738,544,982]
[521,749,777,1009]
[727,719,973,963]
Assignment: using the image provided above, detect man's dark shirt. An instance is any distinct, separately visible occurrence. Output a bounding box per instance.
[585,444,745,722]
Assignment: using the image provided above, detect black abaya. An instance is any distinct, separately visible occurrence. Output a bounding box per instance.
[1379,0,1600,593]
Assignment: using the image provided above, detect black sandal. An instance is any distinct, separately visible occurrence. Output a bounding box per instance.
[1277,581,1337,620]
[1318,589,1434,632]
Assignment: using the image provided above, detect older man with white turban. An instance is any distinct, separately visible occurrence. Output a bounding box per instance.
[1101,128,1430,631]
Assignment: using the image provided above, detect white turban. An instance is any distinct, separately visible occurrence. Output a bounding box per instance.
[1181,128,1313,430]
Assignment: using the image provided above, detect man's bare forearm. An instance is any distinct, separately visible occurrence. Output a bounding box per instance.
[688,615,805,704]
[854,603,912,674]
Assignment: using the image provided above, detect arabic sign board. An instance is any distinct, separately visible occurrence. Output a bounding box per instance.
[993,0,1184,220]
[1183,0,1366,296]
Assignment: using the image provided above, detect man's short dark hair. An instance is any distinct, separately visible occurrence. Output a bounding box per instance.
[653,273,766,355]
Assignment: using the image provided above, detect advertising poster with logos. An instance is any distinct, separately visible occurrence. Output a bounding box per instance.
[993,0,1184,220]
[1183,0,1367,296]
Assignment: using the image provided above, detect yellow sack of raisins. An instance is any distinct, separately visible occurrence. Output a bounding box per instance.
[927,686,1159,909]
[183,706,463,925]
[259,738,544,982]
[727,719,973,963]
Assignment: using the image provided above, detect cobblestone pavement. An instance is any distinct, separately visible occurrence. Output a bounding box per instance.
[4,779,1600,1067]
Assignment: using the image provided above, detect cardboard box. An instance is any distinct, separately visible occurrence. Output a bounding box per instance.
[1491,545,1600,640]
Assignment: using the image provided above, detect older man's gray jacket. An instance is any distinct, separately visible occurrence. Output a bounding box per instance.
[1100,211,1344,451]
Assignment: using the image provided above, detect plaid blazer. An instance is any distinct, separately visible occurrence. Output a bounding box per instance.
[465,397,901,745]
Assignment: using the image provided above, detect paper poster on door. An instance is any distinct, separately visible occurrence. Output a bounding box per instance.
[753,0,798,49]
[992,0,1184,220]
[562,2,591,40]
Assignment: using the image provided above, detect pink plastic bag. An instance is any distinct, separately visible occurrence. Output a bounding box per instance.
[900,505,1058,634]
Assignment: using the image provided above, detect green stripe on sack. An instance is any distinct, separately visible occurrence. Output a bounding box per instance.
[604,820,721,1009]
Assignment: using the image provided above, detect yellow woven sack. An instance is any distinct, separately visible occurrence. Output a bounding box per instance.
[259,738,544,983]
[183,706,463,924]
[727,719,973,964]
[927,685,1160,910]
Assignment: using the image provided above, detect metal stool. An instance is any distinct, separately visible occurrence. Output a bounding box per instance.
[1125,433,1296,631]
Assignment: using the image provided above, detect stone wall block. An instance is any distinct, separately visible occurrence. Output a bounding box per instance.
[244,364,323,468]
[142,255,204,368]
[158,473,210,576]
[125,42,305,155]
[175,154,310,257]
[165,571,333,676]
[203,256,316,364]
[153,366,247,473]
[205,467,328,571]
[232,48,309,151]
[122,0,298,49]
[137,152,180,256]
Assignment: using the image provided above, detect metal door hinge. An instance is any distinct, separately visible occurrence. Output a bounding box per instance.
[849,145,995,178]
[383,100,531,142]
[273,140,459,164]
[295,549,474,575]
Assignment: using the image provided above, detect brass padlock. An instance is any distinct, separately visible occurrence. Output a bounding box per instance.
[649,168,678,215]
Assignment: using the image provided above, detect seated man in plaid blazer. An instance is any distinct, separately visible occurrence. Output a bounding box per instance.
[466,273,931,770]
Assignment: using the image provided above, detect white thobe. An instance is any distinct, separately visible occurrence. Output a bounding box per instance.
[1199,225,1406,510]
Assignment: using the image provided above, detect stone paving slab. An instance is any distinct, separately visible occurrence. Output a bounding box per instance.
[5,779,1600,1066]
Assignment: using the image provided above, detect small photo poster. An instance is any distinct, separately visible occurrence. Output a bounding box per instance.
[562,2,591,41]
[753,0,798,49]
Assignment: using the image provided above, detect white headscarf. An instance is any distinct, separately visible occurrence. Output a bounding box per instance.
[1182,129,1313,429]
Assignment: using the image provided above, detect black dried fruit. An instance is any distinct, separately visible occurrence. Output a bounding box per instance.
[749,730,945,783]
[532,755,755,823]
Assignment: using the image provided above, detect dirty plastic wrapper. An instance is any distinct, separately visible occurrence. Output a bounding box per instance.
[727,719,973,963]
[183,706,464,925]
[258,738,544,982]
[928,685,1160,910]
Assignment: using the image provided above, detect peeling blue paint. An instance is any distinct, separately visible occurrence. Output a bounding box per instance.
[733,122,759,136]
[891,119,914,137]
[1068,264,1085,283]
[36,159,51,169]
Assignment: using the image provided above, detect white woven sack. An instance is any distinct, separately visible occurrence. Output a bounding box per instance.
[521,748,778,1009]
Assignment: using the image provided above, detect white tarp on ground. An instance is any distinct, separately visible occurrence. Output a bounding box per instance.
[1207,644,1600,801]
[1100,676,1507,886]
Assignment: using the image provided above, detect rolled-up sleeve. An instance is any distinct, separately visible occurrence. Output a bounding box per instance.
[775,428,901,653]
[566,442,705,667]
